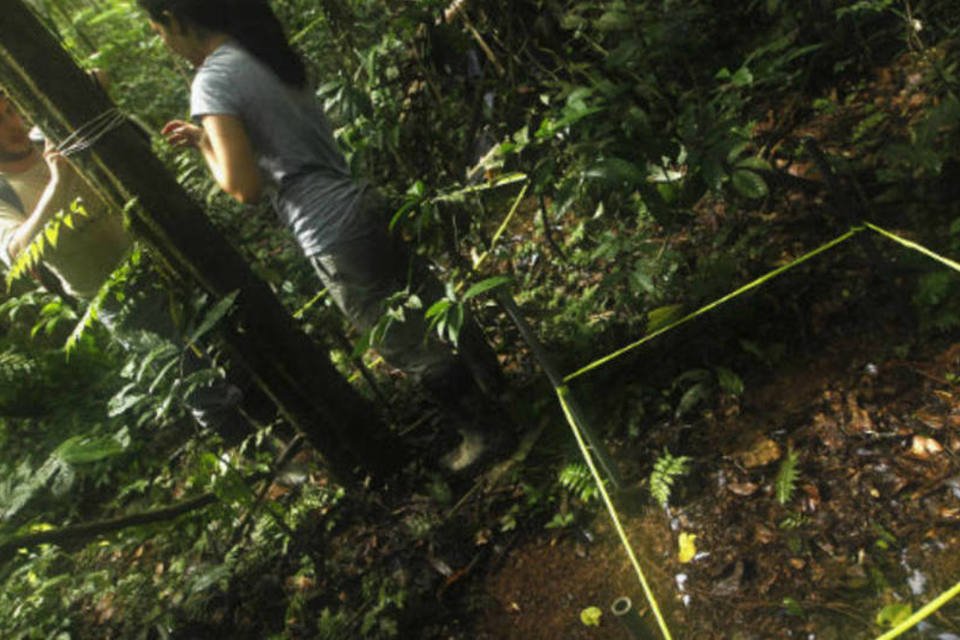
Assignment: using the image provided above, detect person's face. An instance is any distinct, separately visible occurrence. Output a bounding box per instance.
[150,17,205,66]
[0,97,34,162]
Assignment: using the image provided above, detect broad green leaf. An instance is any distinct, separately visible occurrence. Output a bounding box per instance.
[447,302,464,345]
[876,602,912,628]
[108,390,145,417]
[675,381,710,418]
[656,181,680,204]
[56,435,125,464]
[715,366,745,395]
[672,368,713,389]
[596,10,631,31]
[735,156,773,172]
[731,66,754,87]
[424,298,452,320]
[463,276,511,300]
[406,180,426,197]
[726,141,750,164]
[584,157,645,185]
[535,117,556,139]
[731,170,769,199]
[136,343,179,383]
[147,357,180,394]
[188,290,239,344]
[646,304,684,333]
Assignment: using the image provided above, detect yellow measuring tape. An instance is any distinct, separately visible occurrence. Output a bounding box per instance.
[557,385,674,640]
[564,226,866,382]
[552,217,960,640]
[865,221,960,274]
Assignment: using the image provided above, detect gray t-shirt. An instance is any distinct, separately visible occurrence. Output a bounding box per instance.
[191,41,367,257]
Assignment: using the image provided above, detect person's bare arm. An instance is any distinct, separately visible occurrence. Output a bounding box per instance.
[161,115,262,204]
[6,148,78,259]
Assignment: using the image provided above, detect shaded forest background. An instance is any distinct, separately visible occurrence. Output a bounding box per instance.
[3,0,960,638]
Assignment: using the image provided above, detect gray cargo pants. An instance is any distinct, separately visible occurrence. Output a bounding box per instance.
[309,192,501,399]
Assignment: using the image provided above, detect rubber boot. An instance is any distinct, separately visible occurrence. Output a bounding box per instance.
[421,360,515,473]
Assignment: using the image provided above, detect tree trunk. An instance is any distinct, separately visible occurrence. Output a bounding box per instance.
[0,2,406,482]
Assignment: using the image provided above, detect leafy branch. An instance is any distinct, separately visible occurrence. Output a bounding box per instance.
[5,198,90,289]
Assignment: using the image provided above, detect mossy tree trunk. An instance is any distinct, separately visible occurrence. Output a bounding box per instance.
[0,1,405,482]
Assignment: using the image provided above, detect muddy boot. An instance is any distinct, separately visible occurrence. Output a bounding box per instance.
[188,382,253,446]
[422,362,516,473]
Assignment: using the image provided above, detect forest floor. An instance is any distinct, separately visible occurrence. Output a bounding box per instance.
[158,50,960,640]
[448,52,960,639]
[472,312,960,639]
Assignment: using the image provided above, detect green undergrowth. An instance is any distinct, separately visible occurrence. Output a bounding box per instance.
[4,0,960,638]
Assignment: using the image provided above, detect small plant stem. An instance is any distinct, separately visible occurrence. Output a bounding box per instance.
[470,182,528,274]
[538,195,566,261]
[231,434,305,547]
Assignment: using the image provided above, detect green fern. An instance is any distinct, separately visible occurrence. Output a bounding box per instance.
[649,449,691,508]
[775,447,800,505]
[6,198,90,288]
[65,244,136,355]
[558,462,599,502]
[0,349,34,384]
[0,349,38,411]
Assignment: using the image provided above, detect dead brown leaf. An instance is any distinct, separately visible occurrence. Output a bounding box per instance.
[812,411,844,449]
[914,408,944,430]
[728,482,760,496]
[735,436,782,469]
[909,435,944,459]
[847,392,875,433]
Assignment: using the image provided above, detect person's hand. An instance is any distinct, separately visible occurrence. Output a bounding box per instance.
[161,120,205,148]
[43,140,68,183]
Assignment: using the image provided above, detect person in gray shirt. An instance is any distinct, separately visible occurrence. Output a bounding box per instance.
[137,0,508,471]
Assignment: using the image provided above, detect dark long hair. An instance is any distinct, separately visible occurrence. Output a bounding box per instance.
[138,0,307,89]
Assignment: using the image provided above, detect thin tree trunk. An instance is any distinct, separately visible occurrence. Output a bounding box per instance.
[0,2,406,482]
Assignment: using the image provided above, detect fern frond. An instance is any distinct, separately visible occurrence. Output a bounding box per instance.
[558,462,599,502]
[6,198,90,288]
[775,447,800,505]
[65,242,135,355]
[649,449,691,508]
[0,349,37,411]
[0,350,34,384]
